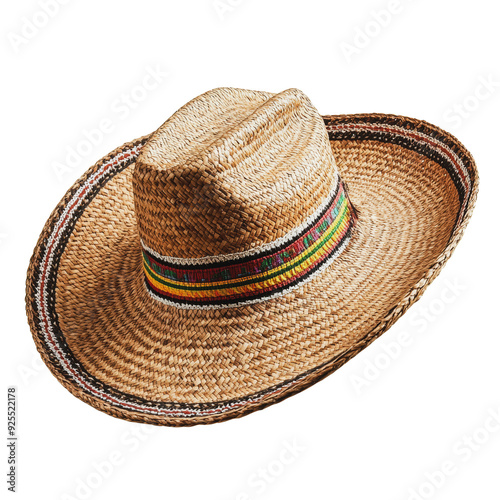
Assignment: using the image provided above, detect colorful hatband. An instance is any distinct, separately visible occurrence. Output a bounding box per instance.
[142,180,356,309]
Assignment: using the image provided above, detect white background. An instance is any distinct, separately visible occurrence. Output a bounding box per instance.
[1,1,499,499]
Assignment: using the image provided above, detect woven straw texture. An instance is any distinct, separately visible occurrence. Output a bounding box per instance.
[26,89,478,426]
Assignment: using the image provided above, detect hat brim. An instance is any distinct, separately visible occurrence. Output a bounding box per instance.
[26,114,478,426]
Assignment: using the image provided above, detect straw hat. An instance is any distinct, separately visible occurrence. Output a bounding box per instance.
[26,88,478,426]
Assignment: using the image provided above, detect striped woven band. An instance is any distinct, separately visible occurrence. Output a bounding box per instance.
[142,180,356,309]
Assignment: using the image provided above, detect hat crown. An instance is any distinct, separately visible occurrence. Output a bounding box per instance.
[133,87,343,259]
